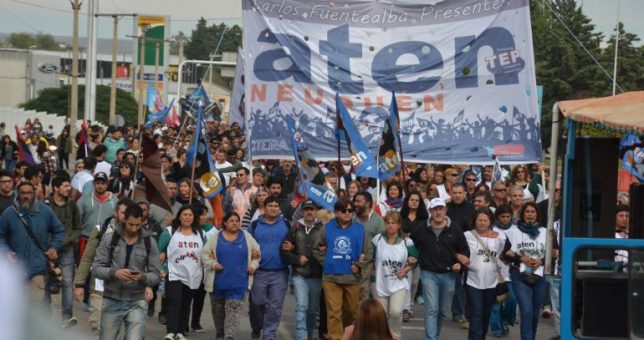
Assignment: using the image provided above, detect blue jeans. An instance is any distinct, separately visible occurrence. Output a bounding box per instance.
[490,281,517,335]
[4,159,16,172]
[465,285,496,340]
[421,270,456,340]
[292,275,322,340]
[452,270,467,320]
[250,269,289,340]
[44,249,75,319]
[510,269,547,340]
[99,298,147,340]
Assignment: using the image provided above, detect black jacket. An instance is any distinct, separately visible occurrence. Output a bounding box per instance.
[447,200,475,231]
[409,217,470,273]
[283,218,324,278]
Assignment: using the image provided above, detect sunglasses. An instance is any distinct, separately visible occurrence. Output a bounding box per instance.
[448,173,458,177]
[338,208,354,214]
[465,178,476,182]
[494,188,506,192]
[236,173,246,176]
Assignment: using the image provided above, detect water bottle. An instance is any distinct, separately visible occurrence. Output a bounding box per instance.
[158,279,165,294]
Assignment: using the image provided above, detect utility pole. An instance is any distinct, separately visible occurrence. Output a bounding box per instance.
[70,0,82,160]
[96,13,137,124]
[84,0,98,123]
[612,0,621,96]
[154,42,160,93]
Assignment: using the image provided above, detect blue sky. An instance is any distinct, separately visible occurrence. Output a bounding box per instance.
[0,0,641,46]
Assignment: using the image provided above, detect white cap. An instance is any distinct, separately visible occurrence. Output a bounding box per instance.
[429,197,446,209]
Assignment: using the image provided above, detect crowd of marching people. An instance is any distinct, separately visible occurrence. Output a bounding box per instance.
[0,117,631,340]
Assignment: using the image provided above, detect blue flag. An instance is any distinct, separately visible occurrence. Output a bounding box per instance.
[378,92,402,180]
[335,94,378,178]
[286,116,338,211]
[145,99,175,129]
[186,106,225,198]
[146,82,157,109]
[183,82,211,116]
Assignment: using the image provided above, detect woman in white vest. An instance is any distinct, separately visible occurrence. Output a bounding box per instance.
[505,202,547,340]
[202,212,261,340]
[463,208,510,340]
[371,211,418,339]
[158,205,206,340]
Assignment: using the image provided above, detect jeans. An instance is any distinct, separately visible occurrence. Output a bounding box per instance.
[250,269,289,340]
[421,270,456,340]
[510,269,547,340]
[548,277,561,335]
[490,281,517,335]
[292,275,322,340]
[452,270,467,320]
[44,250,75,319]
[465,285,497,340]
[99,298,146,340]
[4,159,16,172]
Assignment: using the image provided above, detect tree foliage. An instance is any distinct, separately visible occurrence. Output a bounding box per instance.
[7,32,66,51]
[19,85,138,125]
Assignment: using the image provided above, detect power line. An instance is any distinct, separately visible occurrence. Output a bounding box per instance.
[0,3,41,32]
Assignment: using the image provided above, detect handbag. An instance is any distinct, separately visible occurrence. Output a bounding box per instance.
[12,205,63,293]
[472,231,508,304]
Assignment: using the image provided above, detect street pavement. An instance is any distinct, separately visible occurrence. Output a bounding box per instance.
[50,288,557,339]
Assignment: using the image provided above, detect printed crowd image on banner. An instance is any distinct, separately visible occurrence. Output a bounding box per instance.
[243,0,542,163]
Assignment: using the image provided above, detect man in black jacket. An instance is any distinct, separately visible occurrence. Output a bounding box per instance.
[409,197,469,340]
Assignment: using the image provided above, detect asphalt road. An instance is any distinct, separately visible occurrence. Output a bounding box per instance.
[50,288,557,340]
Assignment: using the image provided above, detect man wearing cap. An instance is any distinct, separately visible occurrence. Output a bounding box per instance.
[409,197,469,340]
[282,200,324,340]
[77,172,118,239]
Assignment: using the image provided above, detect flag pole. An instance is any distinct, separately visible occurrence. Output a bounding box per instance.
[393,92,407,195]
[131,124,145,199]
[336,110,341,192]
[188,115,202,205]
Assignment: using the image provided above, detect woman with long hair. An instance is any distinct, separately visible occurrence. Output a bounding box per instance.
[56,128,72,170]
[505,202,547,340]
[202,212,260,340]
[171,148,190,181]
[36,140,56,185]
[399,191,428,322]
[1,135,18,172]
[346,180,361,202]
[463,208,510,340]
[173,178,214,220]
[510,165,534,203]
[158,205,207,340]
[371,212,418,339]
[241,187,268,229]
[107,161,134,198]
[342,299,395,340]
[376,181,404,216]
[430,169,450,201]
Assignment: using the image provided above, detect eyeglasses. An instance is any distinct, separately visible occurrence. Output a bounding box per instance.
[338,208,354,214]
[494,188,506,192]
[465,178,476,182]
[236,173,246,177]
[448,173,458,177]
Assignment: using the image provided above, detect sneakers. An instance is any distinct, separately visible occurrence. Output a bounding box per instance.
[456,317,470,329]
[175,333,187,340]
[402,310,411,322]
[542,305,553,318]
[61,317,77,329]
[192,325,205,333]
[163,333,175,340]
[415,296,424,305]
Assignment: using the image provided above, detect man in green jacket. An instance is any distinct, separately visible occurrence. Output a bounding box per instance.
[44,175,82,328]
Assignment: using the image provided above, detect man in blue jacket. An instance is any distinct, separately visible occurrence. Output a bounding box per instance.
[0,181,64,303]
[249,196,292,340]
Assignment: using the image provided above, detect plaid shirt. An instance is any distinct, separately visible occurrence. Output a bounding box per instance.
[42,151,57,175]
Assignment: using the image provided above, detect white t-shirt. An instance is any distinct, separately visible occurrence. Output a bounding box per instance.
[166,226,204,289]
[372,234,412,297]
[94,161,112,177]
[492,226,515,281]
[71,170,94,193]
[505,225,546,277]
[465,231,507,289]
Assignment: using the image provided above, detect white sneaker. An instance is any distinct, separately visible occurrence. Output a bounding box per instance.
[61,317,78,329]
[175,333,187,340]
[163,333,175,340]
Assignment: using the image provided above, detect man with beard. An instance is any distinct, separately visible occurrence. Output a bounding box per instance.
[44,175,82,328]
[267,176,293,221]
[0,181,64,302]
[352,191,384,302]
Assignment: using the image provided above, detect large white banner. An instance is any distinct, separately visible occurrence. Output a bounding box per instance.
[243,0,542,163]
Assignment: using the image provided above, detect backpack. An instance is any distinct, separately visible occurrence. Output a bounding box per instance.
[107,231,152,270]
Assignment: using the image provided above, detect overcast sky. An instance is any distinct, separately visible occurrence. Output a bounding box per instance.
[0,0,642,46]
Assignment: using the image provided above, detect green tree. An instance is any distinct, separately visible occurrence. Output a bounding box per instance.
[184,19,242,61]
[8,32,65,51]
[170,31,189,55]
[19,85,138,124]
[599,22,642,94]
